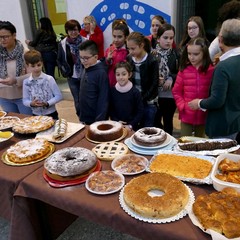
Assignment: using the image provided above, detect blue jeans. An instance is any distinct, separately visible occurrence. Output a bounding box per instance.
[142,104,157,127]
[41,51,57,78]
[67,77,81,117]
[0,98,32,115]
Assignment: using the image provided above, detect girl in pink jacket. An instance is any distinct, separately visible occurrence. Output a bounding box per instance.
[105,20,129,87]
[172,37,214,137]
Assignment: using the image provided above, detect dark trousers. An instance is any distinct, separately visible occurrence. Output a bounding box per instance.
[41,51,57,78]
[154,97,176,135]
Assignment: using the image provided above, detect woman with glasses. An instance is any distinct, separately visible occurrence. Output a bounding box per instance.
[178,16,209,54]
[57,19,86,117]
[0,21,32,114]
[80,15,104,60]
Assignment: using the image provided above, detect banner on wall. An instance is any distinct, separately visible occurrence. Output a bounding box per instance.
[66,0,174,49]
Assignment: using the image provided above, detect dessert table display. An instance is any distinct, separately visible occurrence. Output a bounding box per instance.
[1,119,239,240]
[10,133,216,240]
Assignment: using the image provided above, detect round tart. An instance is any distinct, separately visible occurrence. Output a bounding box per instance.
[12,116,54,134]
[92,142,128,161]
[6,138,52,164]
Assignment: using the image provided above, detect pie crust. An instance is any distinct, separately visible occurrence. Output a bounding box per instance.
[6,138,52,164]
[92,142,128,160]
[12,116,54,134]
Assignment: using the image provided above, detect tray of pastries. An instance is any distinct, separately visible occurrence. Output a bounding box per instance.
[147,150,215,184]
[2,138,54,166]
[211,153,240,192]
[12,116,54,134]
[85,170,125,195]
[175,138,239,156]
[111,154,148,175]
[189,187,240,240]
[0,116,20,130]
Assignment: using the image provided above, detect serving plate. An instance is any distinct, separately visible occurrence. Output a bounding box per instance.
[130,133,172,149]
[111,154,148,175]
[124,137,177,156]
[85,170,125,195]
[43,160,101,188]
[36,122,85,143]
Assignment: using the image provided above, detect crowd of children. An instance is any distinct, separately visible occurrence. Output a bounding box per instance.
[1,2,240,141]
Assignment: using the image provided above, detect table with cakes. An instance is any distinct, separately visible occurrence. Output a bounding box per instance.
[0,110,240,240]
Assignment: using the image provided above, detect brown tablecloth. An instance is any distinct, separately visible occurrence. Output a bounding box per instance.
[0,112,85,221]
[11,132,214,240]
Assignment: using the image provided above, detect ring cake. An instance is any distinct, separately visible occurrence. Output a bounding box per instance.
[12,116,54,134]
[133,127,167,147]
[87,120,123,142]
[44,147,97,181]
[123,172,189,218]
[6,138,51,164]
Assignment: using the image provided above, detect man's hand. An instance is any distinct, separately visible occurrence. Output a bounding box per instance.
[188,99,200,110]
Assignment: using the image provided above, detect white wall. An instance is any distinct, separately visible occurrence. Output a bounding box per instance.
[0,0,30,47]
[66,0,177,50]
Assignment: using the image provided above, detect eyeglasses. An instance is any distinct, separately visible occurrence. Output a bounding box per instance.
[80,55,95,62]
[188,26,199,31]
[68,28,79,33]
[0,35,12,40]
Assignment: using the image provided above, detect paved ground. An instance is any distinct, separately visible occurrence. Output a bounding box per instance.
[0,79,181,240]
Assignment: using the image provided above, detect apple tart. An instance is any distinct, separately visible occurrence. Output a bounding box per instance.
[6,138,52,164]
[12,116,54,134]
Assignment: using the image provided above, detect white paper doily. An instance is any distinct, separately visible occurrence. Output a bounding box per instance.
[119,183,195,223]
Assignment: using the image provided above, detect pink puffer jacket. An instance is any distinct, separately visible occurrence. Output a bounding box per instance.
[172,65,214,125]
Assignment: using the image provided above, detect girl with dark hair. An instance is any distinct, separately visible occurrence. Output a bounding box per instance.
[57,19,86,117]
[0,21,32,114]
[172,37,214,137]
[126,32,159,127]
[154,23,179,135]
[179,16,209,53]
[25,17,57,78]
[105,21,130,87]
[109,61,143,131]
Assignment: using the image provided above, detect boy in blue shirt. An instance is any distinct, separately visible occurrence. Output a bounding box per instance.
[79,40,109,124]
[23,50,62,119]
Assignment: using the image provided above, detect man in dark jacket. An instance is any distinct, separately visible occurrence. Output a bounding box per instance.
[189,19,240,139]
